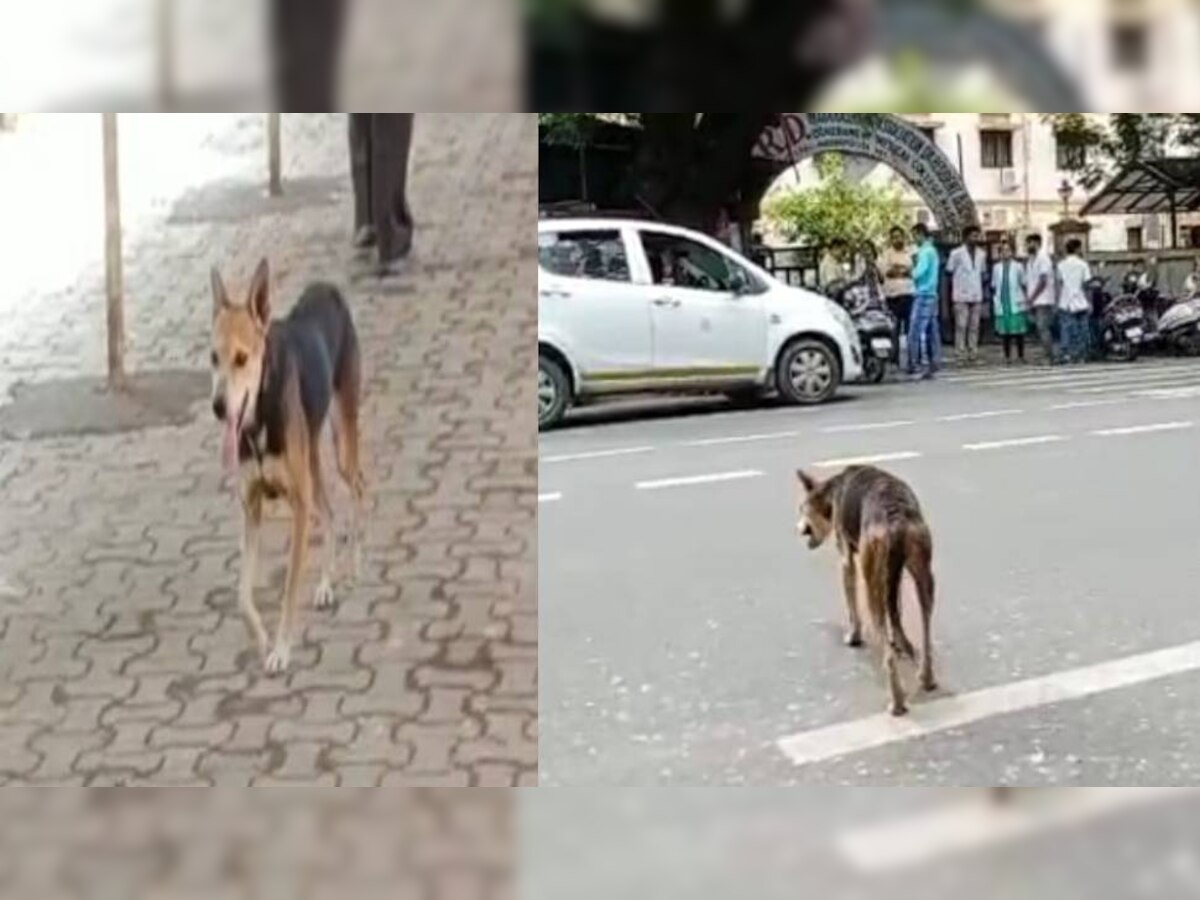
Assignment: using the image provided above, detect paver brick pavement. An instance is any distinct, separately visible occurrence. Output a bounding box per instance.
[0,113,536,785]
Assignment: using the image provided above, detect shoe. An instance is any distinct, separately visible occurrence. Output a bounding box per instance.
[353,226,377,248]
[377,256,408,279]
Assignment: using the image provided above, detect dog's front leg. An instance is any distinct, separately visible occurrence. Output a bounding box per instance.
[265,493,311,675]
[238,487,269,660]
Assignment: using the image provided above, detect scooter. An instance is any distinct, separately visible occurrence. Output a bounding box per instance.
[827,278,897,384]
[1156,294,1200,356]
[1088,275,1144,362]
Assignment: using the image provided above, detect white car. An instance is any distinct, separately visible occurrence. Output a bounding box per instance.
[537,217,862,428]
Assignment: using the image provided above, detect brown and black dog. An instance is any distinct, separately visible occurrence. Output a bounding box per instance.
[796,465,936,716]
[210,259,364,674]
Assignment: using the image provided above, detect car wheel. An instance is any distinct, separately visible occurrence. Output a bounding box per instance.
[538,353,570,429]
[776,338,840,405]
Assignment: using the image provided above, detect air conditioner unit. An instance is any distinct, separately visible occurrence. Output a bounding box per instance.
[999,169,1021,192]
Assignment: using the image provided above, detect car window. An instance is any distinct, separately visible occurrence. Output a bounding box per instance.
[538,230,630,282]
[640,231,750,292]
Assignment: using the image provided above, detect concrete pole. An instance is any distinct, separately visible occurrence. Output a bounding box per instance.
[268,113,282,196]
[102,113,126,390]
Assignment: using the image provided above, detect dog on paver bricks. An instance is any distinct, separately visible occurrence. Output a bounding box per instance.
[210,258,365,674]
[796,465,936,716]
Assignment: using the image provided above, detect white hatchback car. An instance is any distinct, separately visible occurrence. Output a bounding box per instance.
[537,217,862,428]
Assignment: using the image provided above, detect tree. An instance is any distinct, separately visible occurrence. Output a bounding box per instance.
[1049,114,1200,188]
[760,153,906,249]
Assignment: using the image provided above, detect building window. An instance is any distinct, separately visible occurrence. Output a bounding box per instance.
[1126,226,1143,251]
[980,130,1013,169]
[1111,22,1148,71]
[1055,138,1087,171]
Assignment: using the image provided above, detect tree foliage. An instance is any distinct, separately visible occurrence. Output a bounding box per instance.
[1048,114,1200,188]
[760,153,906,249]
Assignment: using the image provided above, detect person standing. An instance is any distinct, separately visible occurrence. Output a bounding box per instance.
[269,0,347,111]
[945,225,987,364]
[1024,233,1056,363]
[908,223,942,379]
[349,114,417,276]
[991,239,1028,363]
[1184,256,1200,298]
[1056,238,1092,364]
[881,225,915,366]
[819,237,851,289]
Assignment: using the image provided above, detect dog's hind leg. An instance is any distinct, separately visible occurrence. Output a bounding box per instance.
[885,540,915,660]
[331,387,365,582]
[911,551,937,692]
[238,486,269,661]
[862,536,907,716]
[310,438,336,610]
[840,552,863,647]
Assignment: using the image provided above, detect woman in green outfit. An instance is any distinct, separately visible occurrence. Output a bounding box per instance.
[990,238,1029,363]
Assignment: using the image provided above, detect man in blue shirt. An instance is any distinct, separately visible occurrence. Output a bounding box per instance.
[908,223,942,379]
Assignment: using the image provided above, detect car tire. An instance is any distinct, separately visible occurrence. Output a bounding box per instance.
[538,353,570,430]
[776,338,841,405]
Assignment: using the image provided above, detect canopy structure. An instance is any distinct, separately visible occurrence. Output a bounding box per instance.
[1079,159,1200,249]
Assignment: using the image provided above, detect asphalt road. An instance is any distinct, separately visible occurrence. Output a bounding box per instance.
[522,787,1200,900]
[539,358,1200,785]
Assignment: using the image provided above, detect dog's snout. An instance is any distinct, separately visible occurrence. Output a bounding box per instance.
[212,394,227,421]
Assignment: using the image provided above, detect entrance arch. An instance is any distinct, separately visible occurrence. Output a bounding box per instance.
[750,114,978,239]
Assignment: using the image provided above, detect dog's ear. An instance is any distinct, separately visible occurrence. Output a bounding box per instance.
[796,469,819,494]
[210,266,230,320]
[248,258,271,325]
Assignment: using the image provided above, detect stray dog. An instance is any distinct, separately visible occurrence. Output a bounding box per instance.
[210,258,364,674]
[796,465,936,715]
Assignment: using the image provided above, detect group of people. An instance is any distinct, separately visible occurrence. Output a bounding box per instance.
[819,225,1100,379]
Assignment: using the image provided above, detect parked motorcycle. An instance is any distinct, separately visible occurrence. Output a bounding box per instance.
[1156,296,1200,356]
[1087,275,1144,362]
[827,278,897,383]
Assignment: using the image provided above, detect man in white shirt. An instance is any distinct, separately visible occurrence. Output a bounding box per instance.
[945,225,987,364]
[1024,233,1057,363]
[1056,238,1092,364]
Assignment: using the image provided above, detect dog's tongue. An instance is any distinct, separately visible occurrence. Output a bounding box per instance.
[222,418,239,471]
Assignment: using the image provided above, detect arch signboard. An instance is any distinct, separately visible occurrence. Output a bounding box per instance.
[751,113,979,237]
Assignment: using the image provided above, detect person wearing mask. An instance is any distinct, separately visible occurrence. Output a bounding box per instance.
[1024,233,1057,363]
[1056,238,1092,364]
[819,237,851,289]
[908,223,942,379]
[881,225,915,365]
[945,224,987,365]
[991,238,1028,364]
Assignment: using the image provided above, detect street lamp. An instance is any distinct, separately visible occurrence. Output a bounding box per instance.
[1058,178,1074,218]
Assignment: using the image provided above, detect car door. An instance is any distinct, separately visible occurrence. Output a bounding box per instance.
[538,227,653,381]
[634,228,767,377]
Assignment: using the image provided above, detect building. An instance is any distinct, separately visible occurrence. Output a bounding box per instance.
[766,113,1200,253]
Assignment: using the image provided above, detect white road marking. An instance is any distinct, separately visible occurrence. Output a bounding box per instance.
[1091,420,1194,437]
[680,431,801,447]
[777,638,1200,768]
[962,434,1066,451]
[936,408,1023,422]
[835,788,1200,874]
[821,420,915,433]
[635,469,764,491]
[1050,398,1127,410]
[1135,386,1200,399]
[812,451,922,468]
[541,446,655,463]
[538,492,562,503]
[1068,376,1200,394]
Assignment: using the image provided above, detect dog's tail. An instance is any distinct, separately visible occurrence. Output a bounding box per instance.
[884,529,907,645]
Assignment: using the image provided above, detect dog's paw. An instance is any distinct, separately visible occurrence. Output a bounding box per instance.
[888,700,908,717]
[263,645,291,675]
[844,630,863,648]
[920,675,938,693]
[314,577,335,610]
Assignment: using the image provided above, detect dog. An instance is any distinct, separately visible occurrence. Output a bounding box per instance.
[796,465,936,716]
[210,258,364,674]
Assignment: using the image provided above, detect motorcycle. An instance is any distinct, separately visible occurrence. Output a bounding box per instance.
[827,278,897,384]
[1087,275,1144,362]
[1156,295,1200,356]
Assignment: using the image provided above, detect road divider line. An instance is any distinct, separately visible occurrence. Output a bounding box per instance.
[821,420,915,433]
[635,470,764,491]
[1091,420,1194,437]
[813,452,922,469]
[681,431,801,447]
[777,638,1200,768]
[936,409,1024,422]
[1066,376,1200,395]
[835,788,1200,874]
[1136,386,1200,399]
[538,493,562,503]
[962,434,1066,451]
[541,446,655,463]
[1050,398,1127,410]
